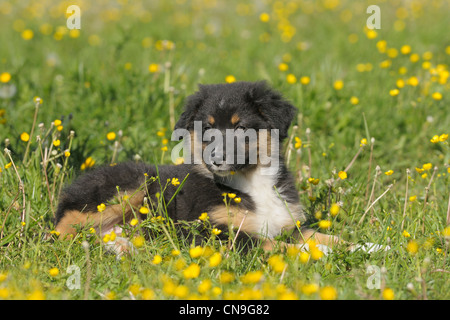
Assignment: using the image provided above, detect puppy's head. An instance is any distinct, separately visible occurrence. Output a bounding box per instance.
[175,81,297,176]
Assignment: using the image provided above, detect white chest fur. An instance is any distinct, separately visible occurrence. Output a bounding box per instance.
[219,168,300,239]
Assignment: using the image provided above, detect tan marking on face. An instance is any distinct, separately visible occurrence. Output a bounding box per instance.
[208,115,215,125]
[231,113,240,125]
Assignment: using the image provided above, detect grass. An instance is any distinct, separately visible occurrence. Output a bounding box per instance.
[0,0,449,300]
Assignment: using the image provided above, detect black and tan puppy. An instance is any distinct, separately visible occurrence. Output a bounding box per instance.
[55,81,340,253]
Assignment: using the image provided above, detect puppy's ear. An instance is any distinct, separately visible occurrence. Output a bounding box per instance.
[247,81,297,140]
[175,85,207,130]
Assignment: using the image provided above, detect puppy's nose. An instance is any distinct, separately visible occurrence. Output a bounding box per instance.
[211,148,226,165]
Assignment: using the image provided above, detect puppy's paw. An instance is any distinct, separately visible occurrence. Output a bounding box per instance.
[350,242,390,253]
[103,236,137,259]
[299,243,333,256]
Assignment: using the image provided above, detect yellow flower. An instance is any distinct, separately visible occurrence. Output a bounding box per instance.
[171,177,180,186]
[132,235,145,248]
[308,177,320,185]
[431,92,442,100]
[415,167,424,174]
[410,53,420,63]
[54,119,62,126]
[148,63,160,73]
[338,171,347,180]
[161,146,168,151]
[300,76,310,85]
[139,206,149,214]
[183,263,201,279]
[20,132,30,142]
[198,279,212,295]
[268,255,287,274]
[106,132,116,141]
[301,283,318,295]
[227,193,236,199]
[130,218,139,226]
[320,286,338,300]
[400,45,411,55]
[396,79,405,88]
[296,220,301,228]
[366,29,377,39]
[407,76,419,86]
[211,228,222,235]
[330,203,340,217]
[0,72,11,83]
[286,74,297,84]
[333,80,344,90]
[350,96,359,105]
[57,125,63,131]
[422,51,433,60]
[402,230,411,238]
[234,197,241,203]
[376,40,387,53]
[189,246,203,258]
[319,220,332,230]
[430,135,440,143]
[294,137,302,149]
[21,29,34,40]
[28,289,46,300]
[387,48,398,58]
[406,240,419,255]
[102,233,111,243]
[299,251,310,264]
[422,163,432,170]
[156,130,165,137]
[278,63,288,71]
[219,271,235,284]
[360,138,368,147]
[209,252,222,267]
[199,212,209,221]
[380,60,392,69]
[385,170,394,176]
[382,288,394,300]
[389,89,400,96]
[241,270,263,284]
[97,203,106,212]
[409,195,417,202]
[439,133,448,142]
[53,139,60,147]
[259,12,270,22]
[64,151,70,158]
[152,255,162,265]
[443,226,450,238]
[225,75,236,83]
[49,267,59,277]
[5,162,12,169]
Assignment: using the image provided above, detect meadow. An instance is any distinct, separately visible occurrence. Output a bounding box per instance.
[0,0,449,301]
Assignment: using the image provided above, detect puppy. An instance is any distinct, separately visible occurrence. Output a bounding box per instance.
[54,81,341,254]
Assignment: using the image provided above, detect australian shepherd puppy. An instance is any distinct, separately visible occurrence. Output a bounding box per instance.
[54,81,348,254]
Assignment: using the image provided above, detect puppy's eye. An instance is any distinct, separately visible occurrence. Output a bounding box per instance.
[235,125,246,131]
[203,125,212,132]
